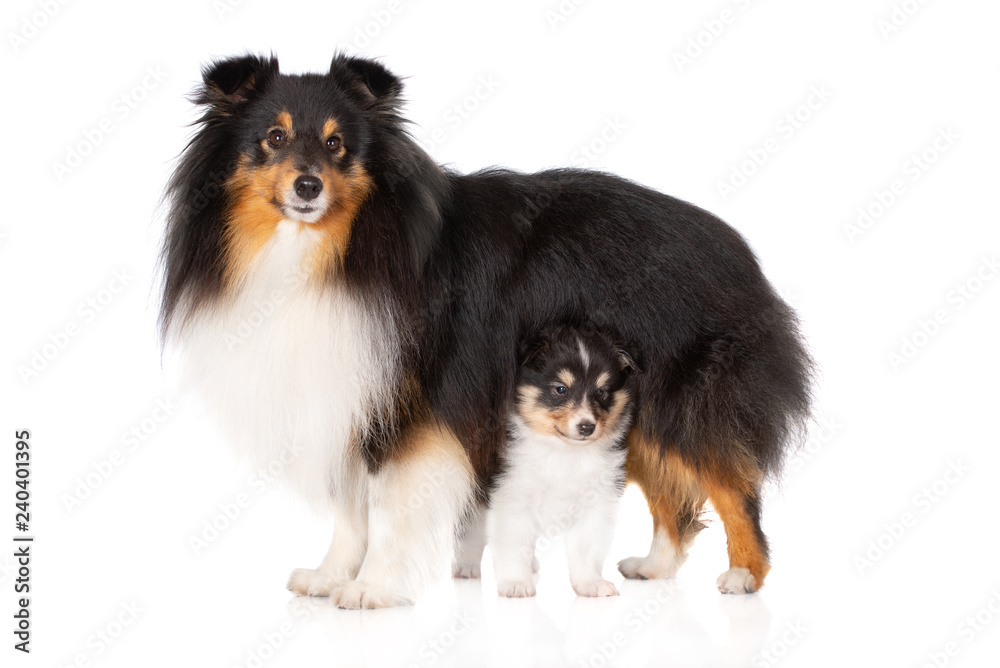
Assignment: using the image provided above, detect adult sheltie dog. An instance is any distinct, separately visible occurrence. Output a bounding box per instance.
[160,53,812,608]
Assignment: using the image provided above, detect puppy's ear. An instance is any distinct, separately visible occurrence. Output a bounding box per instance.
[200,54,278,107]
[518,333,550,370]
[616,348,639,373]
[330,54,403,107]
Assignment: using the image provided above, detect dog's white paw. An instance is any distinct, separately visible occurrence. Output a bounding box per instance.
[452,563,481,579]
[572,578,619,597]
[287,568,344,597]
[716,567,757,594]
[330,581,412,609]
[617,554,681,580]
[497,580,536,598]
[531,555,540,573]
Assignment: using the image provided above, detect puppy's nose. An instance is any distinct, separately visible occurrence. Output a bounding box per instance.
[577,422,596,437]
[294,175,323,201]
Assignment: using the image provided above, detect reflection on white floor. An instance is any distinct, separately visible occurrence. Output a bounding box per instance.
[281,550,773,668]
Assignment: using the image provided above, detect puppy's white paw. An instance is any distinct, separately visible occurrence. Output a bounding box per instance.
[452,563,481,579]
[330,581,412,609]
[617,554,680,580]
[716,567,757,594]
[531,556,540,574]
[287,568,344,596]
[572,579,619,597]
[497,580,536,598]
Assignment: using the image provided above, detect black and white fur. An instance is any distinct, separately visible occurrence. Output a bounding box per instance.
[160,54,812,607]
[456,328,636,597]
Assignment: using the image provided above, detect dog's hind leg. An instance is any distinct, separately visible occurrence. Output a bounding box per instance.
[703,472,770,594]
[619,433,708,581]
[330,421,476,609]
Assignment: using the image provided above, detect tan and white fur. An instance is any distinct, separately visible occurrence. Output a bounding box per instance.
[455,328,635,598]
[171,219,475,608]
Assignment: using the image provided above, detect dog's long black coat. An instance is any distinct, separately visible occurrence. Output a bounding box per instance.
[403,168,811,490]
[162,55,812,496]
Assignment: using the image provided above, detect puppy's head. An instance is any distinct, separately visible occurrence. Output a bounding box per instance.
[515,327,636,445]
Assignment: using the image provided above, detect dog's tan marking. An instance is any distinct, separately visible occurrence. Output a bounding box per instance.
[322,118,339,138]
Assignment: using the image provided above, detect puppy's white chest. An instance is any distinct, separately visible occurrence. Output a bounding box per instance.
[494,420,624,530]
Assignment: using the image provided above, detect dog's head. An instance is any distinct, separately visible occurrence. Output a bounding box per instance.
[189,55,409,279]
[201,54,404,223]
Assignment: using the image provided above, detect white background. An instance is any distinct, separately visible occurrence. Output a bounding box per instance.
[3,0,999,666]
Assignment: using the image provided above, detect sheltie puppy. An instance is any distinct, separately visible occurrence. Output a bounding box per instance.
[160,53,812,608]
[484,327,634,598]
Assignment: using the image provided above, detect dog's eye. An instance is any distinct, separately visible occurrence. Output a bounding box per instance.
[327,135,342,151]
[554,385,567,395]
[267,129,286,148]
[596,388,606,398]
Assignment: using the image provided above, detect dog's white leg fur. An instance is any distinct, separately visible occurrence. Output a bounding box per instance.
[565,501,618,597]
[287,495,368,596]
[330,423,475,609]
[489,507,538,598]
[617,526,688,580]
[452,503,487,579]
[717,567,757,594]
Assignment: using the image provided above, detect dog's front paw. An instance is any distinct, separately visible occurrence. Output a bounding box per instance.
[452,562,481,579]
[330,581,412,609]
[287,568,345,596]
[572,578,619,597]
[716,567,757,594]
[617,554,681,580]
[497,580,536,598]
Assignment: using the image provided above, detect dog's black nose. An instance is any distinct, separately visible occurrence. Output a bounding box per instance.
[577,422,596,437]
[294,175,323,201]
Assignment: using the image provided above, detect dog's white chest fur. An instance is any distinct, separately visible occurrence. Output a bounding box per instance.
[174,221,398,506]
[491,416,625,532]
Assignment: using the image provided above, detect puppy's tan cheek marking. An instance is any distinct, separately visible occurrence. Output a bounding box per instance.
[516,386,572,437]
[515,386,548,434]
[549,405,573,437]
[604,389,631,429]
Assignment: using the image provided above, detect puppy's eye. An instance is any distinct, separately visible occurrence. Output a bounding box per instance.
[554,385,567,395]
[327,135,342,151]
[596,388,606,398]
[267,129,286,148]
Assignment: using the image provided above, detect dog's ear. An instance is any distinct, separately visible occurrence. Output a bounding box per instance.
[200,54,279,107]
[518,332,550,370]
[330,54,403,107]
